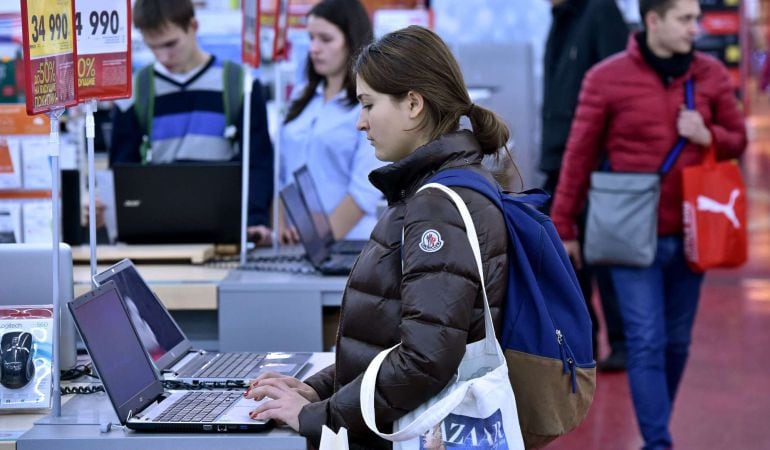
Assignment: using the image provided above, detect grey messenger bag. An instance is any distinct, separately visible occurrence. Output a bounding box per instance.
[584,79,694,267]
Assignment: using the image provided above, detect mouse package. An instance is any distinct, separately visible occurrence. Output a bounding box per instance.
[0,305,54,410]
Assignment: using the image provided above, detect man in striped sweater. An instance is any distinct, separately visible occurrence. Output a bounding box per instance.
[110,0,273,242]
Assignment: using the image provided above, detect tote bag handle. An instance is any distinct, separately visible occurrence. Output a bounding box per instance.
[360,183,504,441]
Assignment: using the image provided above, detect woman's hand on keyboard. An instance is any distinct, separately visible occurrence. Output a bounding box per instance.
[246,372,320,402]
[244,376,313,431]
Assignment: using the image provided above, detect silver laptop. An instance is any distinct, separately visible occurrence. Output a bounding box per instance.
[280,183,358,276]
[69,281,271,432]
[293,165,367,254]
[93,259,310,385]
[0,243,77,369]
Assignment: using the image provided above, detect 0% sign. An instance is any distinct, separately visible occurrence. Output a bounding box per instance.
[77,56,96,87]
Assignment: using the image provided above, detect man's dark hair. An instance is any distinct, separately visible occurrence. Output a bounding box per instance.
[639,0,678,25]
[133,0,195,33]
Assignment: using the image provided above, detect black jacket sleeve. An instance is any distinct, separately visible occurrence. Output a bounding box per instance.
[109,104,143,165]
[304,364,336,400]
[591,0,630,61]
[238,79,274,227]
[299,189,482,446]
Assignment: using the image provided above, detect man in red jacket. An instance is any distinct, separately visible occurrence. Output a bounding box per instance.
[550,0,746,449]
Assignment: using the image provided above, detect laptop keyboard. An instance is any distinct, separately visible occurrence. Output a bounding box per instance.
[194,352,265,379]
[155,391,242,423]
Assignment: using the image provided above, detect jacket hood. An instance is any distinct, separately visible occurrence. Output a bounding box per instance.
[369,130,483,203]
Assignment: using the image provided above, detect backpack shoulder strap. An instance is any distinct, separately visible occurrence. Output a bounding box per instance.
[222,60,245,129]
[428,168,502,208]
[133,65,155,164]
[429,168,551,208]
[133,65,154,135]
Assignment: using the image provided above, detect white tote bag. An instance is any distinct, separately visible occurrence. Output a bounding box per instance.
[360,183,524,450]
[320,425,350,450]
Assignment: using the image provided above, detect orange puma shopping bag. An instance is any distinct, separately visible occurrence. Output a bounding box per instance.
[682,145,747,272]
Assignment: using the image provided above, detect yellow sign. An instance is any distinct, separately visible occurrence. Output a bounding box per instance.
[26,0,74,59]
[726,45,741,64]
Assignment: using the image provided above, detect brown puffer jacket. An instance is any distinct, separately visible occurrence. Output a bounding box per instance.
[298,131,509,448]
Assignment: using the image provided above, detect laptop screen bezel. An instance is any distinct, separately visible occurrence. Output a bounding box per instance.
[92,259,192,371]
[280,183,330,268]
[293,166,336,249]
[69,281,164,424]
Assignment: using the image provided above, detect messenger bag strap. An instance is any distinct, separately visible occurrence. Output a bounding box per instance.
[601,78,694,174]
[658,78,695,175]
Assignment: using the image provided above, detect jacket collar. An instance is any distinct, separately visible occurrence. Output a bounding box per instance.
[369,130,483,204]
[627,31,695,87]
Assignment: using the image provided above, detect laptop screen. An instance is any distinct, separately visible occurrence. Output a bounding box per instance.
[69,283,159,414]
[294,166,335,248]
[94,262,187,363]
[112,163,241,244]
[280,183,329,267]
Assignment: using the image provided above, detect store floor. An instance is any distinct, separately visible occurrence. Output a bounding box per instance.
[546,99,770,449]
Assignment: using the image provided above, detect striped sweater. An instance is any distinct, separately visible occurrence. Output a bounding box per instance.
[110,56,273,226]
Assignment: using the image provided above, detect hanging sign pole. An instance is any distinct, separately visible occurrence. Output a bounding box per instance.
[272,0,289,255]
[74,0,132,284]
[267,0,288,256]
[241,0,260,265]
[240,71,253,265]
[84,99,97,285]
[20,0,79,417]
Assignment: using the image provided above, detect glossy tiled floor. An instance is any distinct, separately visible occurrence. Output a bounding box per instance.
[545,97,770,450]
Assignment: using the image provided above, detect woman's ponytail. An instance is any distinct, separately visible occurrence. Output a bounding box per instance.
[467,103,510,155]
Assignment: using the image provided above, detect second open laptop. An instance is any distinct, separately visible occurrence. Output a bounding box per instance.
[293,165,367,254]
[93,259,311,385]
[280,183,359,276]
[69,281,270,432]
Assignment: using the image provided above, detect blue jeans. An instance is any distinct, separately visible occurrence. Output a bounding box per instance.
[609,236,704,450]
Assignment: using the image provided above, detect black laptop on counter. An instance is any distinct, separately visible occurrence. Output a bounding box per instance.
[112,163,241,244]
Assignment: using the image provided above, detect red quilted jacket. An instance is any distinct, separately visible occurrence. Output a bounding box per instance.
[551,34,747,241]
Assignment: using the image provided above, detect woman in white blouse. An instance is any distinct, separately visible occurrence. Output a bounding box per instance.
[279,0,382,241]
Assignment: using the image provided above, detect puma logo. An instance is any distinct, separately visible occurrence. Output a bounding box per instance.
[696,189,741,229]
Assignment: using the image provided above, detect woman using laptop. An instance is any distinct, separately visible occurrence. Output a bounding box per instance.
[245,26,512,448]
[278,0,384,241]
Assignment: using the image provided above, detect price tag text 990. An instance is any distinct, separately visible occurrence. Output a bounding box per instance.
[30,13,69,43]
[75,10,120,36]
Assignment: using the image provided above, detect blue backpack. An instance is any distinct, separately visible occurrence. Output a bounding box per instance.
[428,168,596,449]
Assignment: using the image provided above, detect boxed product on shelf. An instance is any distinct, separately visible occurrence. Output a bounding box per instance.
[0,305,54,410]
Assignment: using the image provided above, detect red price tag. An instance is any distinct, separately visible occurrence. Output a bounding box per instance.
[271,0,289,62]
[20,0,79,115]
[242,0,261,68]
[74,0,132,100]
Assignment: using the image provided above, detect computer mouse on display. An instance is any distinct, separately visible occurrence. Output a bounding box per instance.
[0,331,35,389]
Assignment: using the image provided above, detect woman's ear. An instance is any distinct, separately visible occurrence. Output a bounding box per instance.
[406,90,425,119]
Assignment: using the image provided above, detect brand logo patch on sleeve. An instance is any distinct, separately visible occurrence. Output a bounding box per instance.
[419,229,444,253]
